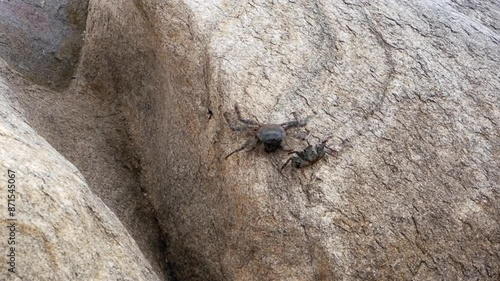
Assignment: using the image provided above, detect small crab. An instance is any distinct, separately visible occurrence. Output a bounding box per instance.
[223,103,308,159]
[281,137,337,170]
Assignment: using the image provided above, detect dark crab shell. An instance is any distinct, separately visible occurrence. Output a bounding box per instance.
[257,124,286,152]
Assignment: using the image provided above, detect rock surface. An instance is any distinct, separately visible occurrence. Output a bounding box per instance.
[1,1,168,279]
[79,0,499,280]
[0,0,88,89]
[0,71,159,280]
[2,0,500,280]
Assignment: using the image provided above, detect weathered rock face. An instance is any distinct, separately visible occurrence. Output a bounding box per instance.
[1,0,499,280]
[1,1,167,279]
[78,0,499,280]
[0,72,159,280]
[0,0,88,89]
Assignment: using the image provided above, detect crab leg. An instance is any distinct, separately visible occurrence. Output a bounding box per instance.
[224,112,255,132]
[280,112,309,129]
[235,104,260,126]
[225,137,258,159]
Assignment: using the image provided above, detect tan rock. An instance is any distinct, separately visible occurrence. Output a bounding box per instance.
[2,0,499,280]
[0,75,159,280]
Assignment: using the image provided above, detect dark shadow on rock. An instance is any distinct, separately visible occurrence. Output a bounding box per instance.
[0,0,88,90]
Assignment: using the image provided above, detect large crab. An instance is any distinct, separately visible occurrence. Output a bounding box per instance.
[223,104,308,159]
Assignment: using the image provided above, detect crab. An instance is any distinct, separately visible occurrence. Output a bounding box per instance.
[281,137,337,170]
[223,103,308,159]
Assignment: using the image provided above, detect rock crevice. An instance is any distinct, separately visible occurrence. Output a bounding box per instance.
[1,0,499,280]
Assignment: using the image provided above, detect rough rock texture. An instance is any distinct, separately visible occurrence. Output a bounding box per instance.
[0,0,88,89]
[3,52,168,281]
[0,72,159,280]
[1,1,168,279]
[78,0,499,280]
[1,0,499,280]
